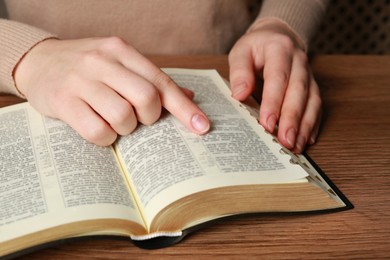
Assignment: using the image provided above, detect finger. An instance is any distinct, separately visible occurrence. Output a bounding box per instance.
[293,75,322,153]
[152,71,210,134]
[78,80,138,136]
[259,44,293,133]
[309,110,322,145]
[110,45,210,134]
[82,56,162,126]
[294,83,321,153]
[228,43,257,101]
[277,52,310,149]
[57,97,117,146]
[107,67,162,126]
[180,87,195,100]
[308,74,322,145]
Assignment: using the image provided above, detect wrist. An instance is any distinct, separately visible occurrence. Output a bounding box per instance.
[248,18,306,52]
[14,38,59,97]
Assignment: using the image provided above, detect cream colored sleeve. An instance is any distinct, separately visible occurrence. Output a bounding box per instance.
[252,0,329,51]
[0,18,56,97]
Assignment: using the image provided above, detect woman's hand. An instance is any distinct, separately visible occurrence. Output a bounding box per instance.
[14,37,210,146]
[229,20,321,153]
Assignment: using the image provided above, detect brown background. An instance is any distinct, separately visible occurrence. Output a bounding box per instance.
[1,0,389,54]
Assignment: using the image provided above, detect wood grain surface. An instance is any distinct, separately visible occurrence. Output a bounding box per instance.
[1,55,389,259]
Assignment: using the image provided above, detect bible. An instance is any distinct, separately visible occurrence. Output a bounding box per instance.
[0,69,352,258]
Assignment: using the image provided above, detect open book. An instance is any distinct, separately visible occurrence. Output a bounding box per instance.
[0,69,352,258]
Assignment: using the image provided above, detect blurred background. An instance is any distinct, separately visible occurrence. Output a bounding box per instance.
[1,0,389,54]
[310,0,389,54]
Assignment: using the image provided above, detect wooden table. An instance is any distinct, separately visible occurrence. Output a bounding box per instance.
[2,55,390,259]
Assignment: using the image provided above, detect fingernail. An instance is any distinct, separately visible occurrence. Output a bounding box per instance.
[232,83,246,98]
[296,135,306,153]
[309,133,317,145]
[267,114,277,133]
[191,114,210,133]
[286,128,297,148]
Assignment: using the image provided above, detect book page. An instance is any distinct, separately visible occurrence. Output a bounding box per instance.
[114,69,309,227]
[0,103,144,243]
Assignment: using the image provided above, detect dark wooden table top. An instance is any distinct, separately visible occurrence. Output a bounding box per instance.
[1,55,389,259]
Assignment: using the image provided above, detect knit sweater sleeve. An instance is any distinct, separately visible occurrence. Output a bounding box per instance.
[252,0,329,51]
[0,18,56,97]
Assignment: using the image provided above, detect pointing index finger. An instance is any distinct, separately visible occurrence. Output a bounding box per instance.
[152,71,210,134]
[108,42,210,134]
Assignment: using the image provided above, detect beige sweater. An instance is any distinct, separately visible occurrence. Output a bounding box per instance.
[0,0,328,96]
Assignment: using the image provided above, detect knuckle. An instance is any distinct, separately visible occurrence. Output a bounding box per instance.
[313,94,322,109]
[308,90,322,111]
[96,136,117,147]
[100,36,129,52]
[281,108,300,124]
[265,71,289,86]
[266,34,294,51]
[78,49,104,67]
[110,102,134,126]
[135,86,160,107]
[77,37,130,67]
[228,41,245,62]
[119,120,138,136]
[153,72,176,91]
[125,123,138,135]
[83,122,113,145]
[290,80,308,93]
[142,107,162,126]
[296,51,309,64]
[276,35,295,50]
[299,120,314,135]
